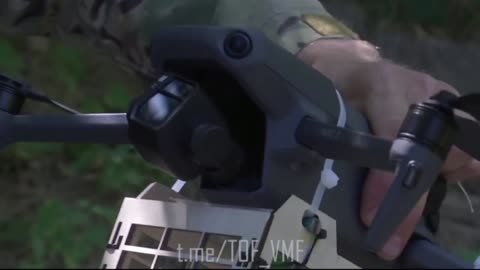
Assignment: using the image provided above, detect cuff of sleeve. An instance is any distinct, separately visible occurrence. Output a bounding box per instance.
[261,12,360,55]
[213,0,359,55]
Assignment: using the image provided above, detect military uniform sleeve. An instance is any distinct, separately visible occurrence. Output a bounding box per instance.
[1,0,358,75]
[213,0,359,55]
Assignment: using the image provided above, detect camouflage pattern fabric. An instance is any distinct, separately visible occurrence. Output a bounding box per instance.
[214,0,359,55]
[0,0,358,77]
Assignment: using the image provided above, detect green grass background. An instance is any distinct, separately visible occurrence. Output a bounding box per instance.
[0,34,175,268]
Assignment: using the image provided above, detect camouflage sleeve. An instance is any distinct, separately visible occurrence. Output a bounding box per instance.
[213,0,359,55]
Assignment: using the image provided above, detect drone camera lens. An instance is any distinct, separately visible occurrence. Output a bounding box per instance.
[138,93,179,125]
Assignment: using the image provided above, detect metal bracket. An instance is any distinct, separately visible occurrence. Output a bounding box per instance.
[106,222,124,250]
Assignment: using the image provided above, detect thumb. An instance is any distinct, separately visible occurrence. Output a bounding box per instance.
[360,169,429,261]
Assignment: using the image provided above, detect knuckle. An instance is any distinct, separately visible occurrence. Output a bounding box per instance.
[419,73,435,92]
[417,73,459,98]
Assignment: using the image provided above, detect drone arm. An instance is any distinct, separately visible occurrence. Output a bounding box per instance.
[296,116,396,172]
[0,112,130,146]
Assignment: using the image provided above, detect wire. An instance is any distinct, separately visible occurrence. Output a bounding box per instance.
[457,182,475,214]
[22,86,81,114]
[48,99,81,114]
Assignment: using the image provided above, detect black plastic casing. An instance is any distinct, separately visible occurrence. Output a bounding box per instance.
[127,75,229,181]
[0,74,26,114]
[149,26,471,269]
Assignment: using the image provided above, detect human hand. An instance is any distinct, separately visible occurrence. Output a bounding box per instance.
[297,39,480,261]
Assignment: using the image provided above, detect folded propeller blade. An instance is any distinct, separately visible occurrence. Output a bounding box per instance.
[452,93,480,120]
[453,115,480,160]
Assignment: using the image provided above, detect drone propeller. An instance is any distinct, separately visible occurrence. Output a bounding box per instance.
[438,92,480,160]
[453,115,480,160]
[451,93,480,120]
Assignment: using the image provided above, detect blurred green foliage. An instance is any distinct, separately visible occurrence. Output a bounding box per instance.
[0,34,174,268]
[459,249,480,264]
[2,198,116,268]
[359,0,480,41]
[270,252,297,269]
[0,39,24,75]
[52,45,89,94]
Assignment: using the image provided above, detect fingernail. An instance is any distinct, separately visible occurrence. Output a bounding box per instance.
[381,235,404,260]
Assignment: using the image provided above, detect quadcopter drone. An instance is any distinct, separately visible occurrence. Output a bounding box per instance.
[0,26,478,269]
